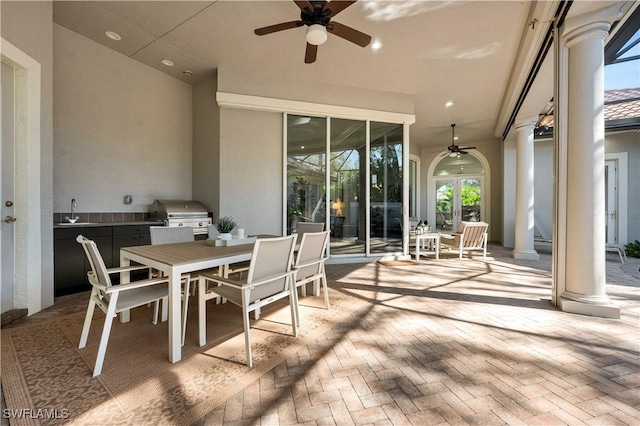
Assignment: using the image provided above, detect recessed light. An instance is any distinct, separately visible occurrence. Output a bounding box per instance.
[371,40,382,50]
[161,59,174,67]
[105,31,121,41]
[445,101,453,108]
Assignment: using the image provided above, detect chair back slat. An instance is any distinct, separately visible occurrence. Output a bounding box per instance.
[150,226,194,245]
[76,235,112,288]
[461,222,488,248]
[247,235,296,303]
[296,231,330,280]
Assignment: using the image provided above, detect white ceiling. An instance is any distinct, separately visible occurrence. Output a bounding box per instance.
[51,1,616,149]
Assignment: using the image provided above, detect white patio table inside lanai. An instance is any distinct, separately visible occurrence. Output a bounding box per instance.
[120,238,266,363]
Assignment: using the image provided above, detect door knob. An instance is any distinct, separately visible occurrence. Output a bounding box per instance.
[4,215,17,223]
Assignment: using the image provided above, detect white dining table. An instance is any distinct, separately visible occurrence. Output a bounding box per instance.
[120,239,261,363]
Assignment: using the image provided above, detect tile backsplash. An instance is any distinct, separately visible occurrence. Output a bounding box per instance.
[54,212,153,224]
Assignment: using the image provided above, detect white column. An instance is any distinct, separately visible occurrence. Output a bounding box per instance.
[513,118,539,260]
[558,6,621,318]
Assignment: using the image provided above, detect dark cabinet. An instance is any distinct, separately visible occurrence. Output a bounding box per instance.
[54,226,112,297]
[111,225,152,263]
[54,224,153,297]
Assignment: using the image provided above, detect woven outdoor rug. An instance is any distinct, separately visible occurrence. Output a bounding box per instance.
[2,288,366,425]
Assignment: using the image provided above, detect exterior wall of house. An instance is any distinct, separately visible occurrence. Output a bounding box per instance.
[52,24,193,213]
[216,67,416,240]
[192,74,220,215]
[219,108,283,236]
[529,130,638,249]
[606,130,640,243]
[1,0,55,309]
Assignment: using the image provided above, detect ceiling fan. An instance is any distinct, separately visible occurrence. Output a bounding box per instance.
[254,0,372,64]
[444,124,476,157]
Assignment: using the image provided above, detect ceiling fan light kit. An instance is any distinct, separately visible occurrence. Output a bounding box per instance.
[444,123,476,156]
[306,24,328,45]
[254,0,371,63]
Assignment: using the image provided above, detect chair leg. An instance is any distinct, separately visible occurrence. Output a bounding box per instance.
[289,293,298,339]
[241,289,253,368]
[153,297,166,325]
[182,280,190,347]
[292,283,301,327]
[198,277,207,347]
[93,293,119,377]
[322,265,330,310]
[79,291,98,348]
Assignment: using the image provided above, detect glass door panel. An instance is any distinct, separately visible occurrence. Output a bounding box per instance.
[329,118,365,255]
[435,179,454,232]
[286,115,327,234]
[434,177,483,232]
[460,178,481,222]
[370,122,404,254]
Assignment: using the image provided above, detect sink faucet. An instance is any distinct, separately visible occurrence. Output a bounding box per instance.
[71,198,77,220]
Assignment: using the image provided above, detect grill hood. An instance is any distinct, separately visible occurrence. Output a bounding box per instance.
[151,199,209,218]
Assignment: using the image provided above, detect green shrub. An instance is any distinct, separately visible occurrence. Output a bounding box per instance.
[625,240,640,258]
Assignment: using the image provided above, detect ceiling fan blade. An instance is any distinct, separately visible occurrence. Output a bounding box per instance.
[254,21,304,36]
[305,43,318,63]
[294,0,315,14]
[323,1,357,18]
[327,21,371,47]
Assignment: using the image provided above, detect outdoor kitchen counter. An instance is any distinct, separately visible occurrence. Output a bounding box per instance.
[53,220,163,229]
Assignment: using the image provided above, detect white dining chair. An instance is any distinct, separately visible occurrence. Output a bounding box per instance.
[291,230,330,326]
[196,235,298,367]
[77,235,169,376]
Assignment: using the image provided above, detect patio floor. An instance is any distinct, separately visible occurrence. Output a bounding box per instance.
[2,243,639,425]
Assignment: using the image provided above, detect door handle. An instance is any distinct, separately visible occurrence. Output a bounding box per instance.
[4,215,17,223]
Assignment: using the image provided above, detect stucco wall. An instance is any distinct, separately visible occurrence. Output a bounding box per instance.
[192,75,220,215]
[1,0,55,310]
[219,108,283,237]
[533,130,638,247]
[53,24,193,214]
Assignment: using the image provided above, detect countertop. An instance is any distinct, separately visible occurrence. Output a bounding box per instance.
[53,220,164,229]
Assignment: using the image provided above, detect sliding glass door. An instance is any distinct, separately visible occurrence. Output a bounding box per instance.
[286,114,405,257]
[370,122,403,254]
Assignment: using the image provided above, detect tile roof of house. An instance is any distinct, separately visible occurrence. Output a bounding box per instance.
[535,87,640,134]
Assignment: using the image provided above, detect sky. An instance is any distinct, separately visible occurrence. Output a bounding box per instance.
[604,28,640,90]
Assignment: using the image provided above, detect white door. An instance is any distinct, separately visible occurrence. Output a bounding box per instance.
[434,176,483,232]
[1,61,16,313]
[605,160,617,244]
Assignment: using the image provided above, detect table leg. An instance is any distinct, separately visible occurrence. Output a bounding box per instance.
[169,270,182,363]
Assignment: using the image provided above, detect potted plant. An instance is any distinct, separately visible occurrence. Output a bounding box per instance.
[215,215,237,240]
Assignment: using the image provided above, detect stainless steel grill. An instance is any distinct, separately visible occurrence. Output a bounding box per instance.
[151,199,212,235]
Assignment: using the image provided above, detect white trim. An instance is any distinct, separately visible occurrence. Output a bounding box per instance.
[1,38,42,315]
[606,152,628,245]
[217,92,416,125]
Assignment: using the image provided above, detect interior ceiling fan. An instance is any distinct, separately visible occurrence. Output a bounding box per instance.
[254,0,372,64]
[444,124,476,157]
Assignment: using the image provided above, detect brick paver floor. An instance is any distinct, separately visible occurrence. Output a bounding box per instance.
[194,244,640,425]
